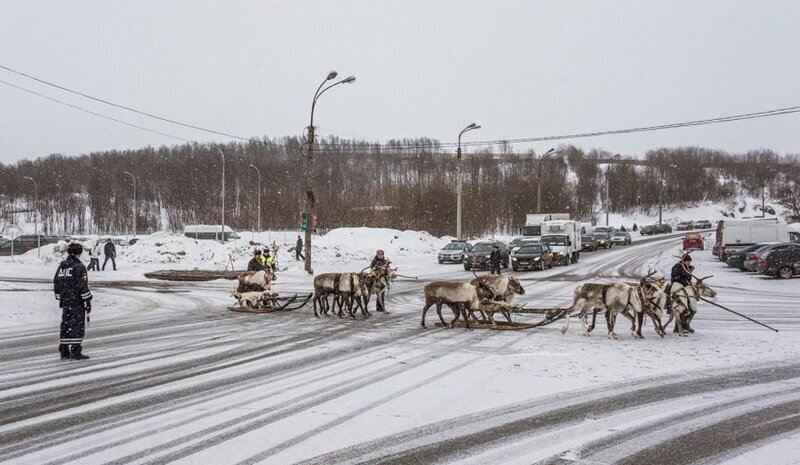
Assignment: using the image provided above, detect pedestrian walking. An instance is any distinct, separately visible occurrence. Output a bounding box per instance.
[87,240,101,271]
[296,235,304,261]
[102,238,117,271]
[54,242,93,360]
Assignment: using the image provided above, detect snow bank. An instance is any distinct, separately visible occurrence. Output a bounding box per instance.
[313,228,452,262]
[122,232,252,269]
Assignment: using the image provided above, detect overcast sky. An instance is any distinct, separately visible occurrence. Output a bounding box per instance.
[1,0,798,164]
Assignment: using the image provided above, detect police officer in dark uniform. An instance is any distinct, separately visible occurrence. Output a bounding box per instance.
[54,243,93,360]
[489,245,502,275]
[670,254,695,333]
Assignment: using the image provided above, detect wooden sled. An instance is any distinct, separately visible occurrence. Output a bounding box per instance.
[229,293,313,313]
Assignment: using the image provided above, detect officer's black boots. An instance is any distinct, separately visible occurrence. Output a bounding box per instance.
[59,345,70,360]
[59,345,90,360]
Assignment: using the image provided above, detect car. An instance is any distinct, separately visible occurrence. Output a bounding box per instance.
[682,233,704,251]
[640,225,659,236]
[511,243,554,271]
[128,238,140,246]
[509,236,540,253]
[694,220,713,230]
[746,243,796,272]
[676,221,693,231]
[592,230,614,249]
[581,235,598,251]
[463,241,510,270]
[725,243,773,271]
[438,240,471,264]
[759,246,800,279]
[656,224,673,234]
[0,235,60,256]
[111,238,129,247]
[611,230,632,245]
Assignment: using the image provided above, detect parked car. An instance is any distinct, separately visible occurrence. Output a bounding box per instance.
[111,238,129,247]
[694,220,713,230]
[725,243,773,271]
[463,241,510,270]
[676,221,693,231]
[746,243,796,272]
[742,242,780,272]
[511,243,554,271]
[509,236,539,253]
[0,235,60,256]
[581,235,598,251]
[759,246,800,279]
[128,238,140,246]
[438,240,472,264]
[640,224,659,236]
[682,233,704,251]
[611,230,632,245]
[592,230,614,249]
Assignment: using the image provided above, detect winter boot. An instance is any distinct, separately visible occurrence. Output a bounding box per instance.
[59,344,71,360]
[70,345,90,360]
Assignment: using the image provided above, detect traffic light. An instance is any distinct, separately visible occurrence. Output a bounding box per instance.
[300,212,309,231]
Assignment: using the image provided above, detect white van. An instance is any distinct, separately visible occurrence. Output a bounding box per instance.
[184,225,241,242]
[715,219,800,260]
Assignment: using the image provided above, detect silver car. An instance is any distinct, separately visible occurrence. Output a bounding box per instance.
[743,243,780,272]
[611,230,632,245]
[437,241,471,264]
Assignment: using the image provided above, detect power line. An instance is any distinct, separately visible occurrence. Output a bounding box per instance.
[0,63,251,141]
[312,105,800,153]
[0,80,191,142]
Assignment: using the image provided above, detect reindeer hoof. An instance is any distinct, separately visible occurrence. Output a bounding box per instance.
[561,328,568,335]
[583,331,591,337]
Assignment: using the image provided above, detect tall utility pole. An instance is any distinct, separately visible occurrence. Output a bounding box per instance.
[248,164,262,238]
[123,171,137,238]
[216,148,226,242]
[601,154,620,226]
[658,161,678,225]
[22,176,39,258]
[304,70,356,273]
[535,148,557,214]
[456,123,481,240]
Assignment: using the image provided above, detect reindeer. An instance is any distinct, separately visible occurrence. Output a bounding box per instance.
[313,273,354,318]
[330,272,365,318]
[465,272,522,323]
[664,274,717,337]
[619,270,667,338]
[236,269,274,293]
[562,282,642,339]
[421,281,493,330]
[230,287,278,308]
[359,265,396,314]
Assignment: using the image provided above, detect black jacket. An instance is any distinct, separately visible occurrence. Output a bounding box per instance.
[104,241,116,257]
[489,250,502,265]
[371,256,388,268]
[54,255,92,307]
[671,262,693,286]
[296,238,303,249]
[247,257,265,271]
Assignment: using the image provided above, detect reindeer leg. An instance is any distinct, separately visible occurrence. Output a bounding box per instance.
[664,311,675,336]
[635,311,645,339]
[313,295,320,317]
[580,310,591,337]
[649,312,664,337]
[587,308,599,333]
[421,300,433,328]
[462,305,472,331]
[435,303,449,328]
[561,309,573,334]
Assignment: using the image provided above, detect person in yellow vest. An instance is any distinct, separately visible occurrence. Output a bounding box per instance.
[264,250,277,272]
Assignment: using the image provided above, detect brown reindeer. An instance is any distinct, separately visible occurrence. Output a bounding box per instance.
[421,281,488,330]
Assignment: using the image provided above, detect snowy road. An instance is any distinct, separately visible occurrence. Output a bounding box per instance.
[1,235,799,464]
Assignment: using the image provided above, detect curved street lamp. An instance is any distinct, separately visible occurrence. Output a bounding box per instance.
[216,148,226,242]
[303,70,356,273]
[456,123,481,240]
[122,171,137,238]
[248,164,262,239]
[22,176,39,258]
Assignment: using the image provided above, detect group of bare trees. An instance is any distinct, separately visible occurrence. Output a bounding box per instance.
[1,137,798,238]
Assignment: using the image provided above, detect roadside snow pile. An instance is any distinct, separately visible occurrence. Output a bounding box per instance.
[312,228,451,263]
[17,242,70,265]
[122,232,251,269]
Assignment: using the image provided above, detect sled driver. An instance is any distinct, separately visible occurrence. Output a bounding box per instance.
[54,242,93,360]
[370,249,390,270]
[670,253,696,333]
[248,249,266,271]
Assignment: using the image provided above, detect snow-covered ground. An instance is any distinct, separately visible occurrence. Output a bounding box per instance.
[0,227,798,464]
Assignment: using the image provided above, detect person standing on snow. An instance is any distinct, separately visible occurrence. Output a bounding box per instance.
[296,235,304,261]
[54,243,93,360]
[102,238,117,271]
[87,241,101,271]
[489,245,502,275]
[370,249,390,270]
[670,254,696,333]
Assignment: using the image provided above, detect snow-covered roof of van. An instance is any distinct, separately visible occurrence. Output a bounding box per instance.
[183,225,236,233]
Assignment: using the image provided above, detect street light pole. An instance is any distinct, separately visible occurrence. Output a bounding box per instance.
[304,71,356,273]
[456,123,481,240]
[535,148,556,214]
[601,154,620,226]
[216,148,225,242]
[22,176,39,258]
[248,164,262,238]
[658,162,678,225]
[122,171,136,238]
